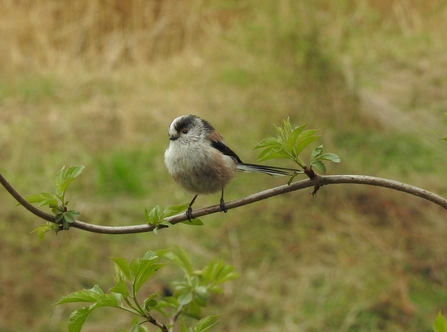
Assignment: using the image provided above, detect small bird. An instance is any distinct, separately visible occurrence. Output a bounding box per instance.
[164,115,299,220]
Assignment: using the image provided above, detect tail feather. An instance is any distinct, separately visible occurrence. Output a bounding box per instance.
[236,163,301,176]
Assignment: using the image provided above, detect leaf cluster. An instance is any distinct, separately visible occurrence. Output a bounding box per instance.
[160,247,239,319]
[255,118,340,175]
[27,165,84,237]
[310,145,341,174]
[145,204,203,234]
[56,248,238,332]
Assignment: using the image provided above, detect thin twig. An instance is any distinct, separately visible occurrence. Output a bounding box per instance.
[145,314,168,332]
[1,173,447,235]
[168,304,185,332]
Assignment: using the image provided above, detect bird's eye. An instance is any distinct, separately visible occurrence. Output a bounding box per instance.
[182,129,189,134]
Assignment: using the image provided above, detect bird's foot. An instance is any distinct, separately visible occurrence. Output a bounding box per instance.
[186,194,198,222]
[186,206,194,222]
[219,198,228,213]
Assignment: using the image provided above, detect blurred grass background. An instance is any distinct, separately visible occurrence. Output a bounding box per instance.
[1,0,447,331]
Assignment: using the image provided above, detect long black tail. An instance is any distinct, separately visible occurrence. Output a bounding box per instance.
[236,163,301,176]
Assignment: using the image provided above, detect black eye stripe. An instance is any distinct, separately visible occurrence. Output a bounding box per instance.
[173,115,216,135]
[174,116,194,132]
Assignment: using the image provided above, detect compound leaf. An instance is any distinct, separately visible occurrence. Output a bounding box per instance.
[55,165,84,197]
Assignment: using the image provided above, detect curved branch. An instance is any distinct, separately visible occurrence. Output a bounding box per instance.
[0,173,54,222]
[1,173,446,235]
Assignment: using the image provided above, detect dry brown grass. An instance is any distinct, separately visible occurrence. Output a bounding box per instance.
[0,0,243,73]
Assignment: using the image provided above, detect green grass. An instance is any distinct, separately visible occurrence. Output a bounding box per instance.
[0,75,57,102]
[93,148,160,197]
[1,1,447,331]
[335,130,444,175]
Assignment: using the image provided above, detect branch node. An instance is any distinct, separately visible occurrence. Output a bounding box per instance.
[303,167,315,179]
[310,174,322,197]
[146,314,168,332]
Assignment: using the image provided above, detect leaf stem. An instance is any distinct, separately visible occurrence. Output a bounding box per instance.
[168,304,185,332]
[131,281,146,315]
[123,296,141,315]
[118,304,141,316]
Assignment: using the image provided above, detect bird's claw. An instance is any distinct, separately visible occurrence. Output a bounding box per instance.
[186,206,194,222]
[219,198,227,213]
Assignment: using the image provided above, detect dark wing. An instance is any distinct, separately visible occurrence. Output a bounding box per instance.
[210,140,243,163]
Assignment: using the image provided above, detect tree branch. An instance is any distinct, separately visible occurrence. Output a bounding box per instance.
[145,314,168,332]
[0,173,54,222]
[1,173,446,235]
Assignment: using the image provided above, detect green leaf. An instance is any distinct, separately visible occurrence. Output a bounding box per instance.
[165,247,194,276]
[319,152,341,163]
[193,315,220,332]
[67,306,94,332]
[110,279,129,297]
[155,296,179,313]
[180,317,189,332]
[182,218,204,226]
[311,160,326,173]
[134,262,166,292]
[128,250,167,292]
[62,291,118,331]
[143,294,159,311]
[25,192,59,207]
[64,210,80,223]
[62,218,70,230]
[311,145,324,160]
[54,212,65,223]
[95,293,120,308]
[255,137,283,159]
[309,145,340,173]
[111,257,132,280]
[254,119,321,168]
[55,165,85,197]
[254,137,282,150]
[146,206,161,225]
[158,220,173,228]
[287,125,312,155]
[163,203,190,218]
[147,204,191,228]
[256,148,290,162]
[51,204,64,214]
[31,222,58,240]
[202,260,239,285]
[142,249,169,261]
[293,131,319,156]
[178,291,194,305]
[194,286,208,306]
[130,323,148,332]
[183,300,202,320]
[434,311,447,332]
[55,285,104,304]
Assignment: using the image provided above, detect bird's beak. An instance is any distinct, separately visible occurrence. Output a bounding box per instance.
[169,135,179,141]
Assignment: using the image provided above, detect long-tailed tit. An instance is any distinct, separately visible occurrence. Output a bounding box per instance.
[164,114,299,220]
